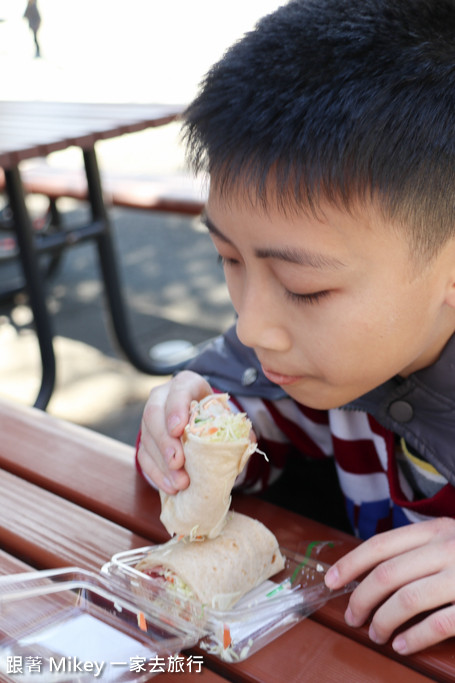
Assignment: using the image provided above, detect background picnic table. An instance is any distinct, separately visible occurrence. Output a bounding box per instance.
[0,1,283,441]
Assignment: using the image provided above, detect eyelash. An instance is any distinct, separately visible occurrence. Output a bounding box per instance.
[284,289,331,305]
[217,255,238,267]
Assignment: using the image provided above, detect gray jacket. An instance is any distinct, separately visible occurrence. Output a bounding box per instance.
[189,325,455,487]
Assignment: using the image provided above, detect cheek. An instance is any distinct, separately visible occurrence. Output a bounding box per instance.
[300,299,391,375]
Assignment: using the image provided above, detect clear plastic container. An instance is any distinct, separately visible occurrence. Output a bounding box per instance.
[0,567,204,682]
[0,542,356,680]
[102,541,357,663]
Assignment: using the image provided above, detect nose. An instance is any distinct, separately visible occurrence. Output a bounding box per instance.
[235,285,291,352]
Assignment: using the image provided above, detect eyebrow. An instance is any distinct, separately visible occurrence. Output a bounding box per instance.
[202,213,346,271]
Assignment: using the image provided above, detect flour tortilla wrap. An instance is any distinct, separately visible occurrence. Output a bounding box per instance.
[160,394,257,539]
[135,511,285,610]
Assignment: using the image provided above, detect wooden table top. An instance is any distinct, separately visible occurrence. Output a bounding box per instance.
[0,101,185,167]
[0,397,449,682]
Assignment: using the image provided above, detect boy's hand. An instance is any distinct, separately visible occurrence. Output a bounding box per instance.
[325,518,455,655]
[137,370,212,495]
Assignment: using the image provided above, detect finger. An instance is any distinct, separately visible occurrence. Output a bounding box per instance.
[345,542,450,629]
[391,602,455,656]
[142,384,187,471]
[325,518,453,590]
[137,441,175,494]
[137,440,190,494]
[140,387,188,491]
[368,568,455,647]
[164,371,212,437]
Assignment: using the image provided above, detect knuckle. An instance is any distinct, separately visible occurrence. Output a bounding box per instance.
[137,447,160,480]
[174,370,197,388]
[371,560,396,588]
[432,517,455,537]
[177,369,211,393]
[367,532,388,557]
[138,442,156,468]
[157,435,172,458]
[428,608,455,639]
[142,396,162,424]
[397,584,421,613]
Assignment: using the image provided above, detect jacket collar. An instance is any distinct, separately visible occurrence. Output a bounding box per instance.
[345,333,455,486]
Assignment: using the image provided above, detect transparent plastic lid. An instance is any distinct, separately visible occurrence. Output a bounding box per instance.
[102,540,357,663]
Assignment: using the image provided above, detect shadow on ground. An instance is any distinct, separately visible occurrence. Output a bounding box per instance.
[0,204,235,445]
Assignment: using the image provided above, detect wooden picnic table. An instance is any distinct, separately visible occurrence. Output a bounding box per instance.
[0,100,187,411]
[0,397,452,681]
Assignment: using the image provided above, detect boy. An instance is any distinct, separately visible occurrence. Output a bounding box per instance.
[137,0,455,655]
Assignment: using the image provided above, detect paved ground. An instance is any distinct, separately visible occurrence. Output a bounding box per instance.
[0,201,235,445]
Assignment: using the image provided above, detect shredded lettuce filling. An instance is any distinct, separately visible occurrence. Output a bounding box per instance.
[161,568,194,599]
[188,395,251,442]
[192,413,251,441]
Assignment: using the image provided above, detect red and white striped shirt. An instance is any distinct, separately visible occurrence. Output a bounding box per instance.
[231,395,455,540]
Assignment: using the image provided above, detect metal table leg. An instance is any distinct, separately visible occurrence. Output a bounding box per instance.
[0,147,196,412]
[4,166,56,410]
[83,147,196,375]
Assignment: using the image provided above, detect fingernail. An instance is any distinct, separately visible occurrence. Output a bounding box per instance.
[392,636,408,655]
[369,625,380,643]
[169,471,183,487]
[163,477,173,491]
[344,606,356,626]
[325,565,339,588]
[168,415,181,431]
[164,446,175,464]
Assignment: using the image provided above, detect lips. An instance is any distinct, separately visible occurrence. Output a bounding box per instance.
[261,366,303,386]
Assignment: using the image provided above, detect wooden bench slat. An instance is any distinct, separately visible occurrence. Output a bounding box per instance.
[0,549,33,575]
[0,468,145,571]
[0,469,429,683]
[0,162,207,216]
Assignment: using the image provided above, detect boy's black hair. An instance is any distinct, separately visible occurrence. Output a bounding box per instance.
[183,0,455,259]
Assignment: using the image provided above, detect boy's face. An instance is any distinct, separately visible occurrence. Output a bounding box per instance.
[205,187,455,409]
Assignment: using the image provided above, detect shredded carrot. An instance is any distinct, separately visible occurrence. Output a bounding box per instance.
[137,611,147,632]
[204,396,222,410]
[206,426,219,435]
[223,625,232,649]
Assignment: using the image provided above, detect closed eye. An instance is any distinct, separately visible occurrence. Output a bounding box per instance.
[217,254,240,267]
[284,289,331,305]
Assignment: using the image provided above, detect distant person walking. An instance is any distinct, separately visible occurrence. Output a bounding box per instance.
[23,0,41,58]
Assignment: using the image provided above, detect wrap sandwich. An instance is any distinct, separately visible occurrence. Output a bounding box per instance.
[135,511,285,610]
[160,393,258,539]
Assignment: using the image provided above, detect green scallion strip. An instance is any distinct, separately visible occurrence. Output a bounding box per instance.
[290,541,335,585]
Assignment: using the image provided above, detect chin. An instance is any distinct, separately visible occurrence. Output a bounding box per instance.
[284,384,350,411]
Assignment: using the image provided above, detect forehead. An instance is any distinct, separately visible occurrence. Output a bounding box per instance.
[206,183,421,276]
[207,182,393,242]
